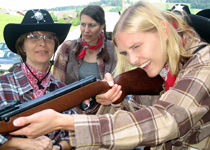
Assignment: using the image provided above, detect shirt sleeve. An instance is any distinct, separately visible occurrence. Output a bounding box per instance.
[69,49,210,149]
[0,134,12,146]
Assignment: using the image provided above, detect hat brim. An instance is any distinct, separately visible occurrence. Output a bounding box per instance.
[188,14,210,43]
[4,23,71,53]
[196,9,210,18]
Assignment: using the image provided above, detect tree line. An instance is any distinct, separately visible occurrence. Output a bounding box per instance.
[49,0,210,11]
[48,0,134,12]
[48,0,210,26]
[166,0,210,9]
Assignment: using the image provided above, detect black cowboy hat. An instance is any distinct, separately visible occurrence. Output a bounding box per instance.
[170,4,210,43]
[188,9,210,43]
[4,9,71,53]
[170,4,191,14]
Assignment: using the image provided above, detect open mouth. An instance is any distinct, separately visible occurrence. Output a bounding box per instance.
[84,35,91,39]
[139,60,151,69]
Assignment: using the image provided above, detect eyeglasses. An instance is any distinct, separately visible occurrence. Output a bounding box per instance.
[26,34,56,43]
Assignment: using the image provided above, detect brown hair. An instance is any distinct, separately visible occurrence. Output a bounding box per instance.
[74,5,110,62]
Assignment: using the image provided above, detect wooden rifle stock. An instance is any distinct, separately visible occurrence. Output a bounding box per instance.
[0,68,163,134]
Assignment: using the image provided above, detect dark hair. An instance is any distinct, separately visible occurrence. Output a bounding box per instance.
[81,5,105,26]
[75,5,109,62]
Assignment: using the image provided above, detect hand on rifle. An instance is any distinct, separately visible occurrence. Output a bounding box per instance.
[96,73,122,105]
[11,109,75,138]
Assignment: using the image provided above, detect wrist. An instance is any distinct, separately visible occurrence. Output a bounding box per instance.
[110,103,121,109]
[54,111,64,131]
[57,113,75,131]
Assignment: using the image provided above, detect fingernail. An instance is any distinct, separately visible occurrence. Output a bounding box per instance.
[13,120,19,126]
[108,81,114,86]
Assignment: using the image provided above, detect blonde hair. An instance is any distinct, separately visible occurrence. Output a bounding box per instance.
[112,1,199,76]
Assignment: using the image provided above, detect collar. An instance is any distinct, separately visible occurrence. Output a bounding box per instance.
[159,63,176,91]
[77,33,104,60]
[12,64,61,96]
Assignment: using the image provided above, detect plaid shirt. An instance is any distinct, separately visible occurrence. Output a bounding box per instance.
[0,65,71,146]
[69,45,210,150]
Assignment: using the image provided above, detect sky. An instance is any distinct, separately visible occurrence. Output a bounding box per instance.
[1,0,100,10]
[1,0,164,10]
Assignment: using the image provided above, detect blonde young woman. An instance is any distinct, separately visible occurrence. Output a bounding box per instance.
[10,1,210,149]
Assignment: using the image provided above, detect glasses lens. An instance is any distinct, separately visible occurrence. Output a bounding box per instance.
[27,35,39,40]
[26,34,55,43]
[45,35,54,40]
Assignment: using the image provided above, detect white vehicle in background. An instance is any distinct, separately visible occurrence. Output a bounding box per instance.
[0,42,22,74]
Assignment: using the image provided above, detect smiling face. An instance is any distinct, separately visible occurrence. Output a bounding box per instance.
[23,31,55,70]
[80,14,104,46]
[115,31,167,77]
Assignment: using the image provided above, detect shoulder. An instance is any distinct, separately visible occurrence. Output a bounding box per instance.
[0,66,29,100]
[50,76,66,88]
[104,40,115,53]
[188,45,210,67]
[0,72,14,86]
[57,39,77,55]
[0,66,22,82]
[104,40,114,48]
[196,44,210,57]
[179,45,210,79]
[62,39,77,47]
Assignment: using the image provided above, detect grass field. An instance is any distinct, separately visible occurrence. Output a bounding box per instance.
[0,13,23,42]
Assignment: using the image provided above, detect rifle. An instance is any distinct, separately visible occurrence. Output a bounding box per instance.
[0,68,163,134]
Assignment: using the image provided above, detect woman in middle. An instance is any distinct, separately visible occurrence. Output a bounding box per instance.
[53,5,117,114]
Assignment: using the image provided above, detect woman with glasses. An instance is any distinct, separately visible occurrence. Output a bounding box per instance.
[0,9,73,150]
[53,5,116,114]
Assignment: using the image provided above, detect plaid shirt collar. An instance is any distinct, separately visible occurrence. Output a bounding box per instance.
[13,63,61,96]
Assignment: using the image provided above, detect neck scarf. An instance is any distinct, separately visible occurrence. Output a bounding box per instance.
[159,64,176,91]
[21,63,51,99]
[78,33,104,60]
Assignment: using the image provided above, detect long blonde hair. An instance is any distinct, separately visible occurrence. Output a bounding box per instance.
[112,1,199,76]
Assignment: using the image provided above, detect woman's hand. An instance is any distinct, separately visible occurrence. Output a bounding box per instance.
[0,135,53,150]
[10,109,62,138]
[27,135,53,150]
[52,140,72,150]
[96,73,122,105]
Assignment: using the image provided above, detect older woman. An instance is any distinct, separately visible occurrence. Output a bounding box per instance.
[0,9,72,150]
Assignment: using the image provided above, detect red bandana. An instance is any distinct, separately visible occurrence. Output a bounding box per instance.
[159,64,176,91]
[78,33,104,60]
[21,63,51,99]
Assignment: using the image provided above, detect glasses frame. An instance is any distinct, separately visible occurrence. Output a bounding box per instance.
[26,34,56,43]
